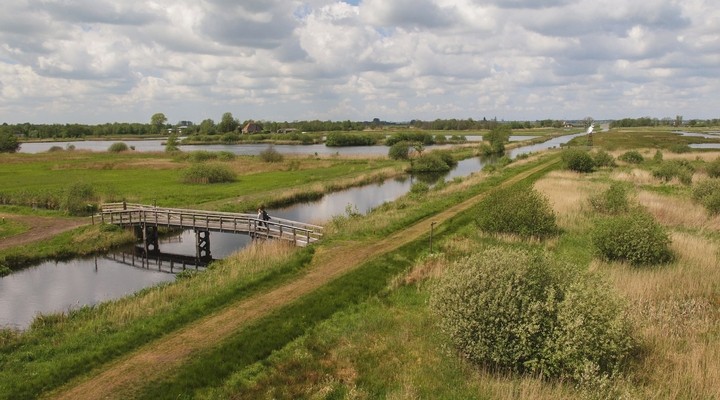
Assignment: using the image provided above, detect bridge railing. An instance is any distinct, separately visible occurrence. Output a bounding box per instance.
[99,203,323,246]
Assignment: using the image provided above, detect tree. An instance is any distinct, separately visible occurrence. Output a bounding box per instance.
[165,133,180,152]
[218,112,239,133]
[483,125,511,154]
[151,113,168,134]
[198,119,216,135]
[0,131,20,153]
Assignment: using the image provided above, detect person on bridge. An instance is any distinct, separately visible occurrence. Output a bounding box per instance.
[258,206,271,229]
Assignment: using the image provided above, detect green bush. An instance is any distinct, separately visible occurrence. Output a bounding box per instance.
[385,132,435,146]
[669,143,691,154]
[692,178,720,214]
[410,182,429,194]
[562,149,595,172]
[653,150,663,162]
[618,151,644,164]
[62,182,96,216]
[188,151,218,162]
[476,185,558,238]
[705,157,720,178]
[107,142,129,152]
[181,164,236,184]
[430,247,635,382]
[434,150,458,168]
[589,182,630,214]
[409,153,451,172]
[259,146,284,163]
[0,131,20,153]
[592,150,616,168]
[592,210,673,265]
[325,132,376,146]
[388,141,410,160]
[652,160,694,185]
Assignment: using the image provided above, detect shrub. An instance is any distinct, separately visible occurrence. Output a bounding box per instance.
[592,150,616,167]
[48,146,64,152]
[409,153,451,172]
[0,131,20,153]
[259,146,284,163]
[188,151,218,162]
[589,182,630,214]
[476,185,557,238]
[385,132,435,146]
[181,164,236,184]
[592,210,673,265]
[652,160,694,185]
[62,182,96,216]
[618,150,644,164]
[562,149,595,172]
[430,247,635,382]
[653,150,663,162]
[705,157,720,178]
[434,150,458,168]
[217,151,236,161]
[669,143,691,154]
[388,141,410,160]
[107,142,129,152]
[692,178,720,214]
[410,182,429,194]
[325,132,376,146]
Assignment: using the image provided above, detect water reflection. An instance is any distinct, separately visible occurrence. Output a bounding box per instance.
[1,131,582,329]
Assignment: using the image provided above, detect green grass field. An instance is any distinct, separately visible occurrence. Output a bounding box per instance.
[2,129,720,399]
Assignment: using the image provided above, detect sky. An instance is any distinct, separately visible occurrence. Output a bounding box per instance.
[0,0,718,125]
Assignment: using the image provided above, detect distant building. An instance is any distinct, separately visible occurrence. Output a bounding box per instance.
[277,128,297,134]
[242,122,263,134]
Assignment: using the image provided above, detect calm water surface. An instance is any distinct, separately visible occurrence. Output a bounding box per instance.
[0,132,577,329]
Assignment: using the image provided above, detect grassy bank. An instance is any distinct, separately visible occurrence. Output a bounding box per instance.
[0,152,556,399]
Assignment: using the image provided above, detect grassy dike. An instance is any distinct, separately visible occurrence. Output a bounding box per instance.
[0,154,558,399]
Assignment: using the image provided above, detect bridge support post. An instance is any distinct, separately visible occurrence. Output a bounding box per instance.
[195,229,211,260]
[141,224,159,254]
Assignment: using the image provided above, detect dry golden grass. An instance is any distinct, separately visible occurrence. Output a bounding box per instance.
[103,240,296,325]
[611,168,657,186]
[533,170,598,231]
[637,190,720,231]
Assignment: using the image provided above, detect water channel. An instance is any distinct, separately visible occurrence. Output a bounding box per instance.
[1,132,584,329]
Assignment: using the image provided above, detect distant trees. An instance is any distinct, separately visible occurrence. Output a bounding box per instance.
[218,112,239,133]
[481,125,511,155]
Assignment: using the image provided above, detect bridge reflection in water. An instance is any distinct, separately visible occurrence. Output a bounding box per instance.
[104,245,212,274]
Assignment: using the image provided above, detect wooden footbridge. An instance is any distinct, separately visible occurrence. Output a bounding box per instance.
[99,203,323,258]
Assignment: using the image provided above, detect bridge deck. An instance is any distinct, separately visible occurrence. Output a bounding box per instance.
[99,203,323,247]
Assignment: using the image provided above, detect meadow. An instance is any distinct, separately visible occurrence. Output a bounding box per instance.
[1,127,720,399]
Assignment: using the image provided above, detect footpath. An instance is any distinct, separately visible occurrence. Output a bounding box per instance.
[47,158,558,399]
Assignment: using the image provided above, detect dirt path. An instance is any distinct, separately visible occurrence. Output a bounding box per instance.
[47,159,557,400]
[0,214,88,250]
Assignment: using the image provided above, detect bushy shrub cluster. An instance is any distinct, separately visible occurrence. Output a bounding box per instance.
[618,150,644,164]
[476,185,557,238]
[692,178,720,214]
[430,247,635,382]
[704,157,720,178]
[652,160,694,185]
[388,141,410,160]
[385,132,435,146]
[589,182,630,214]
[181,164,236,184]
[259,146,284,163]
[107,142,129,152]
[410,153,451,172]
[62,182,97,216]
[592,150,616,167]
[669,143,691,154]
[562,149,595,172]
[592,210,673,265]
[325,132,376,147]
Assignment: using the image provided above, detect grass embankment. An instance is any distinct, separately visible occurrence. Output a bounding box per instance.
[195,151,719,399]
[0,152,558,399]
[586,128,720,151]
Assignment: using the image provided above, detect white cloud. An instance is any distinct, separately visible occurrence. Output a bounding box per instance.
[0,0,718,124]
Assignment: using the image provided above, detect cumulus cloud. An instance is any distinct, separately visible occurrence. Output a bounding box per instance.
[0,0,717,123]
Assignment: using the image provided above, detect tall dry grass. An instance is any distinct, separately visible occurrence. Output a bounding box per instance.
[637,190,720,231]
[103,240,296,325]
[533,170,597,230]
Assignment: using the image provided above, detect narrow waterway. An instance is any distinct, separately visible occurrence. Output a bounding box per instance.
[1,132,583,329]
